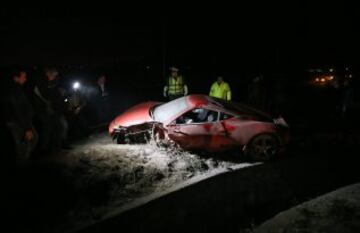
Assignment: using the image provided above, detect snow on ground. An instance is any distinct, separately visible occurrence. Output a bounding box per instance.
[49,133,258,233]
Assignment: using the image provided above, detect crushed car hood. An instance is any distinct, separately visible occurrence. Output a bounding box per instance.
[109,101,160,134]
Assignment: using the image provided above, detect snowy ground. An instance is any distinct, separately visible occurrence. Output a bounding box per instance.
[41,133,258,233]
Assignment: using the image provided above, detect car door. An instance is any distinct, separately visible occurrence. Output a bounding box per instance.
[167,108,235,151]
[210,112,239,150]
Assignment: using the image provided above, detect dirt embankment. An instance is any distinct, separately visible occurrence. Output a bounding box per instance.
[254,183,360,233]
[75,140,360,233]
[5,131,360,233]
[7,133,245,233]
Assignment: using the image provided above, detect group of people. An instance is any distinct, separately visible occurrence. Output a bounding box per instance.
[1,67,111,164]
[163,67,232,101]
[162,67,296,119]
[1,65,273,166]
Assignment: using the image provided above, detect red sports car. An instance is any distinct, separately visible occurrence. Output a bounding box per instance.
[109,95,289,161]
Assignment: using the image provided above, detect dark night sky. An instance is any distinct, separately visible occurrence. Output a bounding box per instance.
[1,3,359,72]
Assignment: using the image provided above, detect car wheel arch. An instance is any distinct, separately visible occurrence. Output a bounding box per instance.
[242,132,281,161]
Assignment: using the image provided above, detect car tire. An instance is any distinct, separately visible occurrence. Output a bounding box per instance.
[244,134,280,162]
[116,133,125,144]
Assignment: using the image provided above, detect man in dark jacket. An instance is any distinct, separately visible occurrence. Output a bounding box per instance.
[33,67,69,153]
[94,74,111,124]
[3,69,38,162]
[248,75,268,111]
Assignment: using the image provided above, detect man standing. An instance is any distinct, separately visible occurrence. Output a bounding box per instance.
[163,67,188,100]
[33,67,69,152]
[66,81,89,137]
[209,76,232,101]
[95,74,110,123]
[248,75,267,110]
[97,74,109,98]
[3,68,38,162]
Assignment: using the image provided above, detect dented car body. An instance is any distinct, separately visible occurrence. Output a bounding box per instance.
[109,95,289,160]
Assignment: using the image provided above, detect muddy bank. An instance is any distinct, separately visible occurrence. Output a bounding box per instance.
[254,183,360,233]
[5,133,246,233]
[76,143,360,233]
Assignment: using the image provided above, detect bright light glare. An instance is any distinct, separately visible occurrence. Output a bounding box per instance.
[73,82,80,90]
[320,78,326,82]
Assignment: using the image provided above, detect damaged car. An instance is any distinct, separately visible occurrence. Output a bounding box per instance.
[109,95,289,161]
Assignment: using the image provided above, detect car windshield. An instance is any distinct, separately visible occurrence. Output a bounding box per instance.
[153,97,189,122]
[176,108,219,124]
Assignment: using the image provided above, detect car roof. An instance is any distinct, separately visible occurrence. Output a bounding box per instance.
[186,94,211,107]
[185,95,273,120]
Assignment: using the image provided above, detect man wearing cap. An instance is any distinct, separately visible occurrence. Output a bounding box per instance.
[209,76,232,101]
[163,67,188,100]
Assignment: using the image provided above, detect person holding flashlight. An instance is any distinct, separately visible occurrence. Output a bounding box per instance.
[66,80,90,137]
[68,81,86,115]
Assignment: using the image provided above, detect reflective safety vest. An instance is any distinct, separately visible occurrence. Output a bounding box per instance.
[209,81,232,101]
[167,76,185,95]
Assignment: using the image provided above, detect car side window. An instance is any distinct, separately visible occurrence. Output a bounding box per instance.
[219,112,234,121]
[176,108,219,124]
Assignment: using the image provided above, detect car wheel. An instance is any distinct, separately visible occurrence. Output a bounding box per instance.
[244,134,279,162]
[116,133,125,144]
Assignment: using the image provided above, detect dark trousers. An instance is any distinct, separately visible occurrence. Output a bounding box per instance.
[96,98,111,124]
[6,122,38,162]
[37,114,68,153]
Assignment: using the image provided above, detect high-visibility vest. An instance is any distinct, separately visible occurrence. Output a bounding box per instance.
[168,76,185,95]
[209,81,232,101]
